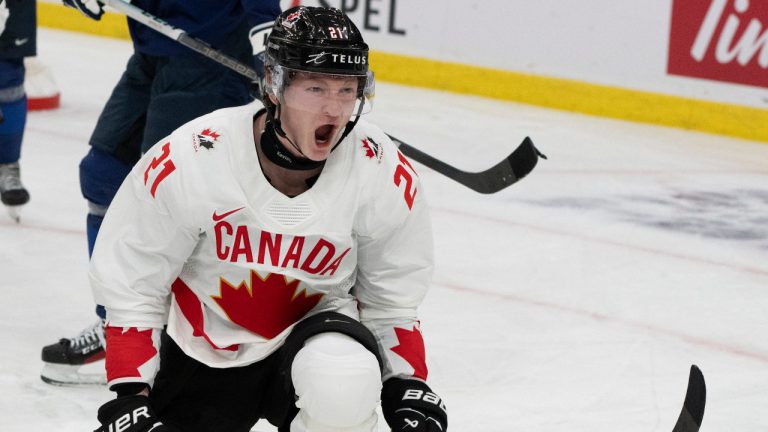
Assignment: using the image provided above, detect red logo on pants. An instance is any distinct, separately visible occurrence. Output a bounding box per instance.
[668,0,768,88]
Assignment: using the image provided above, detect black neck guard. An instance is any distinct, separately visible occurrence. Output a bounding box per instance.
[259,121,325,171]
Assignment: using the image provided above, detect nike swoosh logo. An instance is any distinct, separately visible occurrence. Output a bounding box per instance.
[147,423,164,432]
[14,38,28,46]
[212,206,245,221]
[324,319,350,324]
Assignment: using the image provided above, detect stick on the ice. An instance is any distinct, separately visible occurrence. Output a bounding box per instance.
[104,0,545,194]
[671,365,706,432]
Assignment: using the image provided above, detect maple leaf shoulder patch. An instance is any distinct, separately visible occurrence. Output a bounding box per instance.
[360,137,383,163]
[193,128,221,152]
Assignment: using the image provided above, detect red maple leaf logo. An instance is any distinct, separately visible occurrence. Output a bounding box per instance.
[105,326,157,380]
[391,325,429,380]
[212,271,323,339]
[201,128,220,141]
[361,139,376,159]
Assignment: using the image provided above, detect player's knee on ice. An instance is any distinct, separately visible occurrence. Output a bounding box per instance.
[290,332,381,432]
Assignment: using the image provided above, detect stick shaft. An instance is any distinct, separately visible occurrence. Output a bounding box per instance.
[104,0,260,80]
[103,0,538,193]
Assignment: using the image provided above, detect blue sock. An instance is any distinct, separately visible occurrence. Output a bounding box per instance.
[96,305,106,320]
[86,213,104,257]
[87,213,108,320]
[0,97,27,164]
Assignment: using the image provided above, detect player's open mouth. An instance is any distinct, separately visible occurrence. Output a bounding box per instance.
[314,124,335,146]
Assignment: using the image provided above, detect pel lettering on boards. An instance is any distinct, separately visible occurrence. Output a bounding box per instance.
[318,0,406,35]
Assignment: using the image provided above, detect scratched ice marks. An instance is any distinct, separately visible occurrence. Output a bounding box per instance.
[527,188,768,249]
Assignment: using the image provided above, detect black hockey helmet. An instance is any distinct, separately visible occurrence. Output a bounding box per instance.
[261,6,376,156]
[265,6,370,77]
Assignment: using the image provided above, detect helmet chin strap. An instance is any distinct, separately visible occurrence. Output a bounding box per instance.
[270,104,310,159]
[261,122,325,171]
[261,98,366,170]
[261,104,325,171]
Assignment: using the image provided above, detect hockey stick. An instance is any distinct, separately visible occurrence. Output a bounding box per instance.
[671,365,706,432]
[388,134,545,194]
[104,0,545,193]
[102,0,259,81]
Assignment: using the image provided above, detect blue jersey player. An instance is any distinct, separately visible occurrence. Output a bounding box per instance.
[40,0,280,386]
[0,0,35,222]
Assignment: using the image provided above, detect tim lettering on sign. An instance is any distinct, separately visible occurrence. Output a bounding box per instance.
[668,0,768,88]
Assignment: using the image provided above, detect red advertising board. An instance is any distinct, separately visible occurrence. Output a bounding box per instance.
[668,0,768,88]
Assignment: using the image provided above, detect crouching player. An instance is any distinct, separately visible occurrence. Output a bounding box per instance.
[91,6,447,432]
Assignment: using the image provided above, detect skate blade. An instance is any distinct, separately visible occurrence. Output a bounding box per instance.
[6,205,24,223]
[40,363,107,386]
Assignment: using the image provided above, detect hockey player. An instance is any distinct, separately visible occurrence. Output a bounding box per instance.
[39,0,280,385]
[89,6,448,432]
[0,0,34,222]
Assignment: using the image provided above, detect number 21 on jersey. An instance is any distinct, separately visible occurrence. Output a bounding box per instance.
[394,151,418,210]
[143,142,176,198]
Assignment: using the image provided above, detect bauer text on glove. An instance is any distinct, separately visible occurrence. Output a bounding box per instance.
[94,395,172,432]
[382,378,447,431]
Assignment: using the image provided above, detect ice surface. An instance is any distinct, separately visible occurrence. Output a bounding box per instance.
[1,28,767,431]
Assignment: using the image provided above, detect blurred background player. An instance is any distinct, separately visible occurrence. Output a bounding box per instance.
[39,0,280,385]
[0,0,34,222]
[89,7,447,431]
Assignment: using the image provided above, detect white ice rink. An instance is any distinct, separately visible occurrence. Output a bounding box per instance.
[1,28,767,431]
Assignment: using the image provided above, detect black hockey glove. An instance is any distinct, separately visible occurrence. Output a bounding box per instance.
[94,395,172,432]
[382,378,448,431]
[62,0,104,21]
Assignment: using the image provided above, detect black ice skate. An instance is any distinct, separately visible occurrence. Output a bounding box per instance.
[0,162,30,222]
[40,319,107,386]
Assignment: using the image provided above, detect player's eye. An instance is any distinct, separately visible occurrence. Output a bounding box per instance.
[335,87,357,101]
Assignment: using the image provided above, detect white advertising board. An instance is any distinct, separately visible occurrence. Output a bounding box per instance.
[297,0,768,109]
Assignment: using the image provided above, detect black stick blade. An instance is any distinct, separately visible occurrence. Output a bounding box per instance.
[510,136,546,178]
[469,136,543,194]
[390,134,545,194]
[672,365,706,432]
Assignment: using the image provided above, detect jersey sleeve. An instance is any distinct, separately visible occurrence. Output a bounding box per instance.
[353,133,435,382]
[89,136,200,388]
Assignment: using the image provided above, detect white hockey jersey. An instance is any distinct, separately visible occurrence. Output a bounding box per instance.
[90,101,434,388]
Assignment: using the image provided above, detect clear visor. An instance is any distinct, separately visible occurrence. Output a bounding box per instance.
[266,65,375,116]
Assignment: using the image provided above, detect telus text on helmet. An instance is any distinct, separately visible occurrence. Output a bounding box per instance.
[331,54,366,65]
[304,52,367,66]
